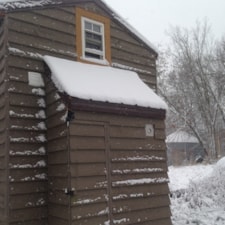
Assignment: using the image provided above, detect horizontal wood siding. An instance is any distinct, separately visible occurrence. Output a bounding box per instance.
[70,111,171,225]
[45,76,69,225]
[0,17,8,225]
[8,63,48,224]
[110,21,157,89]
[6,6,76,225]
[69,121,109,225]
[8,7,76,60]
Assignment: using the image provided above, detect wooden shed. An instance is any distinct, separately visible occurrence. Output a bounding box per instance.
[0,0,171,225]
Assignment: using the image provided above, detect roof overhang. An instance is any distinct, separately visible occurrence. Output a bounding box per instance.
[44,56,166,119]
[60,94,166,119]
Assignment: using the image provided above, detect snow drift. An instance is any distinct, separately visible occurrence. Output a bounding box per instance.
[169,157,225,225]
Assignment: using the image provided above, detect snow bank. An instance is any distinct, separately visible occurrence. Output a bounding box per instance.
[169,158,225,225]
[44,56,167,110]
[168,164,214,192]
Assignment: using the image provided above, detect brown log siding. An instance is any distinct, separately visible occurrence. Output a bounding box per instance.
[67,111,171,224]
[6,6,77,224]
[0,16,8,225]
[45,76,69,225]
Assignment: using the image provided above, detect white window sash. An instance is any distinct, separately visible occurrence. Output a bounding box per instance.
[81,17,105,61]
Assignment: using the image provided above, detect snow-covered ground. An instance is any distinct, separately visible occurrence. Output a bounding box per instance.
[168,158,225,225]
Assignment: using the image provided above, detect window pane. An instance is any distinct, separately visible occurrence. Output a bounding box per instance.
[85,21,92,30]
[86,32,102,41]
[93,24,101,33]
[85,52,102,60]
[86,41,102,50]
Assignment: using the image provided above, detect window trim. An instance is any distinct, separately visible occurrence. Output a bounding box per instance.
[76,7,111,65]
[81,16,105,61]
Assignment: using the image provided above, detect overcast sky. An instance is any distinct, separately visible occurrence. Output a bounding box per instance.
[104,0,225,47]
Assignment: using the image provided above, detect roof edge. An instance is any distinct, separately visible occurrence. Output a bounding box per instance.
[60,93,166,119]
[99,0,158,55]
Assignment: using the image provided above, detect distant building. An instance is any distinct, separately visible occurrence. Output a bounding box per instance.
[166,130,205,166]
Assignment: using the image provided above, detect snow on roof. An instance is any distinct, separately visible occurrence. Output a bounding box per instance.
[100,0,158,54]
[44,56,167,110]
[166,130,199,143]
[0,0,54,10]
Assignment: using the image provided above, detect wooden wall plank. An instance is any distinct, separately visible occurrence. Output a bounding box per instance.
[10,168,47,182]
[112,206,171,225]
[9,181,48,195]
[9,207,47,223]
[9,193,47,210]
[48,216,68,225]
[70,150,106,163]
[75,111,165,128]
[48,150,68,165]
[10,219,48,225]
[48,177,68,191]
[71,216,109,225]
[110,138,166,151]
[71,189,107,206]
[8,55,44,72]
[71,176,108,192]
[112,195,170,213]
[48,137,68,152]
[70,136,106,150]
[0,17,7,225]
[8,18,75,46]
[71,202,108,220]
[69,122,105,137]
[70,163,106,177]
[8,11,75,35]
[48,203,68,220]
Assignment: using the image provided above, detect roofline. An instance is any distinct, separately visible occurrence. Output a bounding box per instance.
[0,0,158,55]
[99,0,158,55]
[60,93,166,119]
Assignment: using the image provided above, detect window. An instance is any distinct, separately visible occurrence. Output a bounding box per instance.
[82,17,105,60]
[76,8,111,64]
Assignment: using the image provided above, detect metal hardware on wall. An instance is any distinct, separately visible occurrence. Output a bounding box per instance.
[145,124,154,137]
[66,110,75,122]
[64,188,75,196]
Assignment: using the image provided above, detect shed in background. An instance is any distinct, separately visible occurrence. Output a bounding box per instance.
[166,130,205,166]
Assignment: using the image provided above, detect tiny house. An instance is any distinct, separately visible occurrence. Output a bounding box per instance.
[0,0,172,224]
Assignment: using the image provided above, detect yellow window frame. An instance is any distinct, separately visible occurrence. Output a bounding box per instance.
[76,7,111,65]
